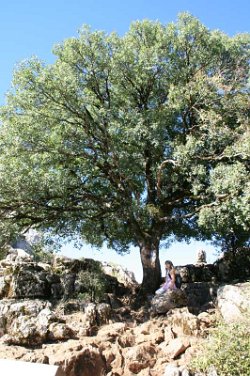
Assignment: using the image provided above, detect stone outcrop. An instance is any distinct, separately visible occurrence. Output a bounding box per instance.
[151,289,188,314]
[0,255,132,301]
[0,299,74,346]
[196,249,207,265]
[0,298,114,346]
[176,246,250,284]
[0,248,249,375]
[0,306,218,376]
[175,264,217,284]
[102,261,138,285]
[217,281,250,323]
[215,246,250,282]
[182,282,218,312]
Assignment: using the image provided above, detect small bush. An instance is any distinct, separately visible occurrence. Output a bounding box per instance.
[191,319,250,376]
[0,247,8,260]
[33,247,54,263]
[77,263,106,303]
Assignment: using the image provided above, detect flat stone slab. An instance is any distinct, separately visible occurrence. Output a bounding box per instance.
[0,359,64,376]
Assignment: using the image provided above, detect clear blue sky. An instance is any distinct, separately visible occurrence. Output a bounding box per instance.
[1,0,249,105]
[1,0,249,280]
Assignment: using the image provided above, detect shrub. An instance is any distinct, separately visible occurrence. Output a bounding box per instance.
[0,247,8,260]
[191,319,250,376]
[32,247,54,263]
[77,262,106,303]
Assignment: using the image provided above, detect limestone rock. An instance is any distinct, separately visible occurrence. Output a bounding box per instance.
[215,247,250,282]
[0,276,8,299]
[124,343,157,374]
[164,364,191,376]
[102,343,124,374]
[5,247,34,263]
[102,261,138,285]
[0,253,136,302]
[175,265,217,284]
[165,307,201,337]
[96,302,111,325]
[196,249,207,265]
[217,282,250,323]
[50,343,107,376]
[97,322,127,343]
[0,247,248,375]
[0,299,73,346]
[8,264,50,298]
[132,320,164,346]
[151,289,188,314]
[160,337,190,359]
[183,282,218,310]
[48,323,76,342]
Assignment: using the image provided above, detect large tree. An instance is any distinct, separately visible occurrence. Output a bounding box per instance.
[0,13,249,292]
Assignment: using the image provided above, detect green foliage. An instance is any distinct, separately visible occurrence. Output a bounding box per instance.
[0,247,7,260]
[0,12,249,290]
[32,245,54,263]
[0,220,21,251]
[77,262,107,302]
[191,320,250,376]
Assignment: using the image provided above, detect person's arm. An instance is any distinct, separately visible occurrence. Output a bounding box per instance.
[169,269,176,288]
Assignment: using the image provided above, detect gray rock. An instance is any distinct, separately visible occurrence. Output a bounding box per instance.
[151,289,188,314]
[0,299,74,346]
[176,264,217,283]
[9,264,50,298]
[196,249,207,264]
[96,303,111,325]
[102,261,138,285]
[182,282,218,310]
[217,282,250,323]
[164,364,181,376]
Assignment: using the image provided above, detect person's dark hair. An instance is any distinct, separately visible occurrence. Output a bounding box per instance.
[165,260,174,268]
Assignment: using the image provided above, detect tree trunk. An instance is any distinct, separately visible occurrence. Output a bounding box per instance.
[139,239,162,294]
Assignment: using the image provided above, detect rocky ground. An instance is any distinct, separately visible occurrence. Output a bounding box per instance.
[0,247,249,375]
[0,299,219,375]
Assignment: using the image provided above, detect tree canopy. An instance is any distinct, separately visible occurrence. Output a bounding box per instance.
[0,13,249,292]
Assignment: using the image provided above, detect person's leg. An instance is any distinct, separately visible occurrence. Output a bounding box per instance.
[155,286,166,295]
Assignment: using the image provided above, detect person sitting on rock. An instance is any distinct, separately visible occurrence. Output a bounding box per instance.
[155,260,177,295]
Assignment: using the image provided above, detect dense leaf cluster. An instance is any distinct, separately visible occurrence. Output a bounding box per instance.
[191,319,250,376]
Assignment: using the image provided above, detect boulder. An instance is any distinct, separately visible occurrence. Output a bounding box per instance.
[160,337,190,359]
[0,275,8,299]
[176,265,217,284]
[5,247,34,263]
[96,303,111,325]
[164,307,201,337]
[102,342,124,374]
[0,299,73,346]
[164,365,191,376]
[196,249,207,265]
[123,343,157,374]
[215,247,250,282]
[151,289,188,314]
[6,263,50,299]
[182,282,218,310]
[102,262,138,286]
[50,344,107,376]
[48,323,75,342]
[97,322,127,343]
[217,282,250,323]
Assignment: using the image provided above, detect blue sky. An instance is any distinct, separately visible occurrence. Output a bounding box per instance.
[1,0,249,280]
[1,0,249,105]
